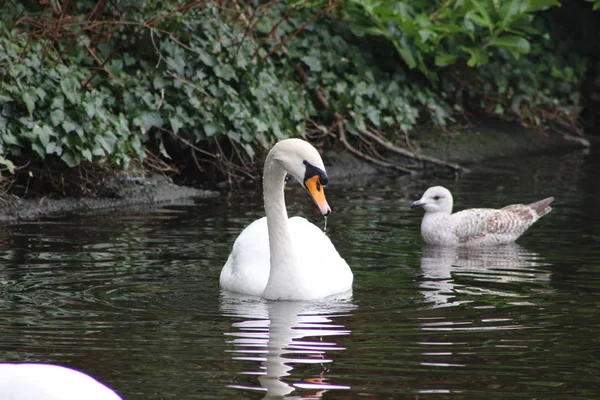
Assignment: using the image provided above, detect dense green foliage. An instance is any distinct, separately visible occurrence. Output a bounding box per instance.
[0,2,313,180]
[344,0,560,74]
[339,0,590,128]
[287,17,451,134]
[0,0,597,193]
[0,27,140,169]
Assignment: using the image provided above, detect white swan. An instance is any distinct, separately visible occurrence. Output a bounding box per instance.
[411,186,554,247]
[220,138,353,300]
[0,363,122,400]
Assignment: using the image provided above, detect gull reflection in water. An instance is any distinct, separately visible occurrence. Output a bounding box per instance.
[220,292,356,399]
[419,243,552,306]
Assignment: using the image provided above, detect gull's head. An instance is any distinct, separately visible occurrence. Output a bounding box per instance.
[410,186,453,214]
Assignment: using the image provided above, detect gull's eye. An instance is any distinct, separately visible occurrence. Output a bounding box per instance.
[433,195,440,200]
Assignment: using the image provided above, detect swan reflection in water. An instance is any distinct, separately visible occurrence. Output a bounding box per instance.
[419,243,552,306]
[220,293,355,399]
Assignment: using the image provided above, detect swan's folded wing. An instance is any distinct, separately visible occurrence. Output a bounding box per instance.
[220,217,271,296]
[288,217,353,294]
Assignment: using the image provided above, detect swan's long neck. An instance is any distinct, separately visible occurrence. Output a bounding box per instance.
[262,153,299,298]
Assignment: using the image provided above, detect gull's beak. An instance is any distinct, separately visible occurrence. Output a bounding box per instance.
[410,200,425,209]
[304,175,331,216]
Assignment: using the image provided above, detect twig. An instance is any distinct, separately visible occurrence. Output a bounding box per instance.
[43,0,70,64]
[82,1,208,90]
[359,128,463,172]
[335,114,415,174]
[262,0,343,60]
[235,0,284,56]
[150,29,164,68]
[251,5,293,59]
[84,43,116,78]
[87,0,107,20]
[295,64,422,174]
[157,88,165,110]
[294,64,329,109]
[165,71,212,99]
[162,128,258,181]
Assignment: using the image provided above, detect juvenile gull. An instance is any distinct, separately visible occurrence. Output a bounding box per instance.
[411,186,554,247]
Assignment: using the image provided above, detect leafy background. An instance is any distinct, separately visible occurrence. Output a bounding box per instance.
[0,0,598,195]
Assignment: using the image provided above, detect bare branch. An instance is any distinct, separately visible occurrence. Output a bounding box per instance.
[262,0,344,60]
[359,128,463,172]
[336,114,415,174]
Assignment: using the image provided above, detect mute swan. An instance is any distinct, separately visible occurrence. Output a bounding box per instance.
[411,186,554,247]
[0,363,122,400]
[220,138,353,300]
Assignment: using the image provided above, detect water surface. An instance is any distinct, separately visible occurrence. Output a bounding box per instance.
[1,149,599,399]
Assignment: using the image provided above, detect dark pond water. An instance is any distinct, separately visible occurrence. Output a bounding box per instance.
[1,148,599,399]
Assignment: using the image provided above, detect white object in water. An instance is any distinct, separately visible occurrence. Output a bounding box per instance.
[411,186,554,247]
[0,363,122,400]
[220,138,353,300]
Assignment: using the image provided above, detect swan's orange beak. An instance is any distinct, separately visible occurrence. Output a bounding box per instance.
[305,175,331,216]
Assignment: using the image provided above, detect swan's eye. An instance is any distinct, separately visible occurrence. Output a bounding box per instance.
[433,195,440,200]
[303,161,328,187]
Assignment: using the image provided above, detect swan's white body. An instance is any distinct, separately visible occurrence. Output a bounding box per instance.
[0,363,122,400]
[220,139,352,300]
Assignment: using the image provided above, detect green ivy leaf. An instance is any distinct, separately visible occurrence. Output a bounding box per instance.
[45,141,57,155]
[197,49,216,67]
[170,116,184,134]
[0,114,7,133]
[242,143,255,159]
[301,55,322,72]
[366,106,380,127]
[166,55,185,76]
[61,151,77,167]
[92,145,105,156]
[135,112,164,133]
[60,77,78,104]
[51,95,65,110]
[96,136,112,153]
[33,125,48,146]
[397,36,417,69]
[204,123,218,137]
[22,89,37,115]
[62,120,77,134]
[153,77,168,89]
[50,109,64,127]
[81,148,93,161]
[0,156,16,174]
[32,141,45,158]
[252,118,269,133]
[214,64,236,81]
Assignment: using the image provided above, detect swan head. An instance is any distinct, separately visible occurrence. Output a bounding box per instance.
[270,138,331,216]
[410,186,453,214]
